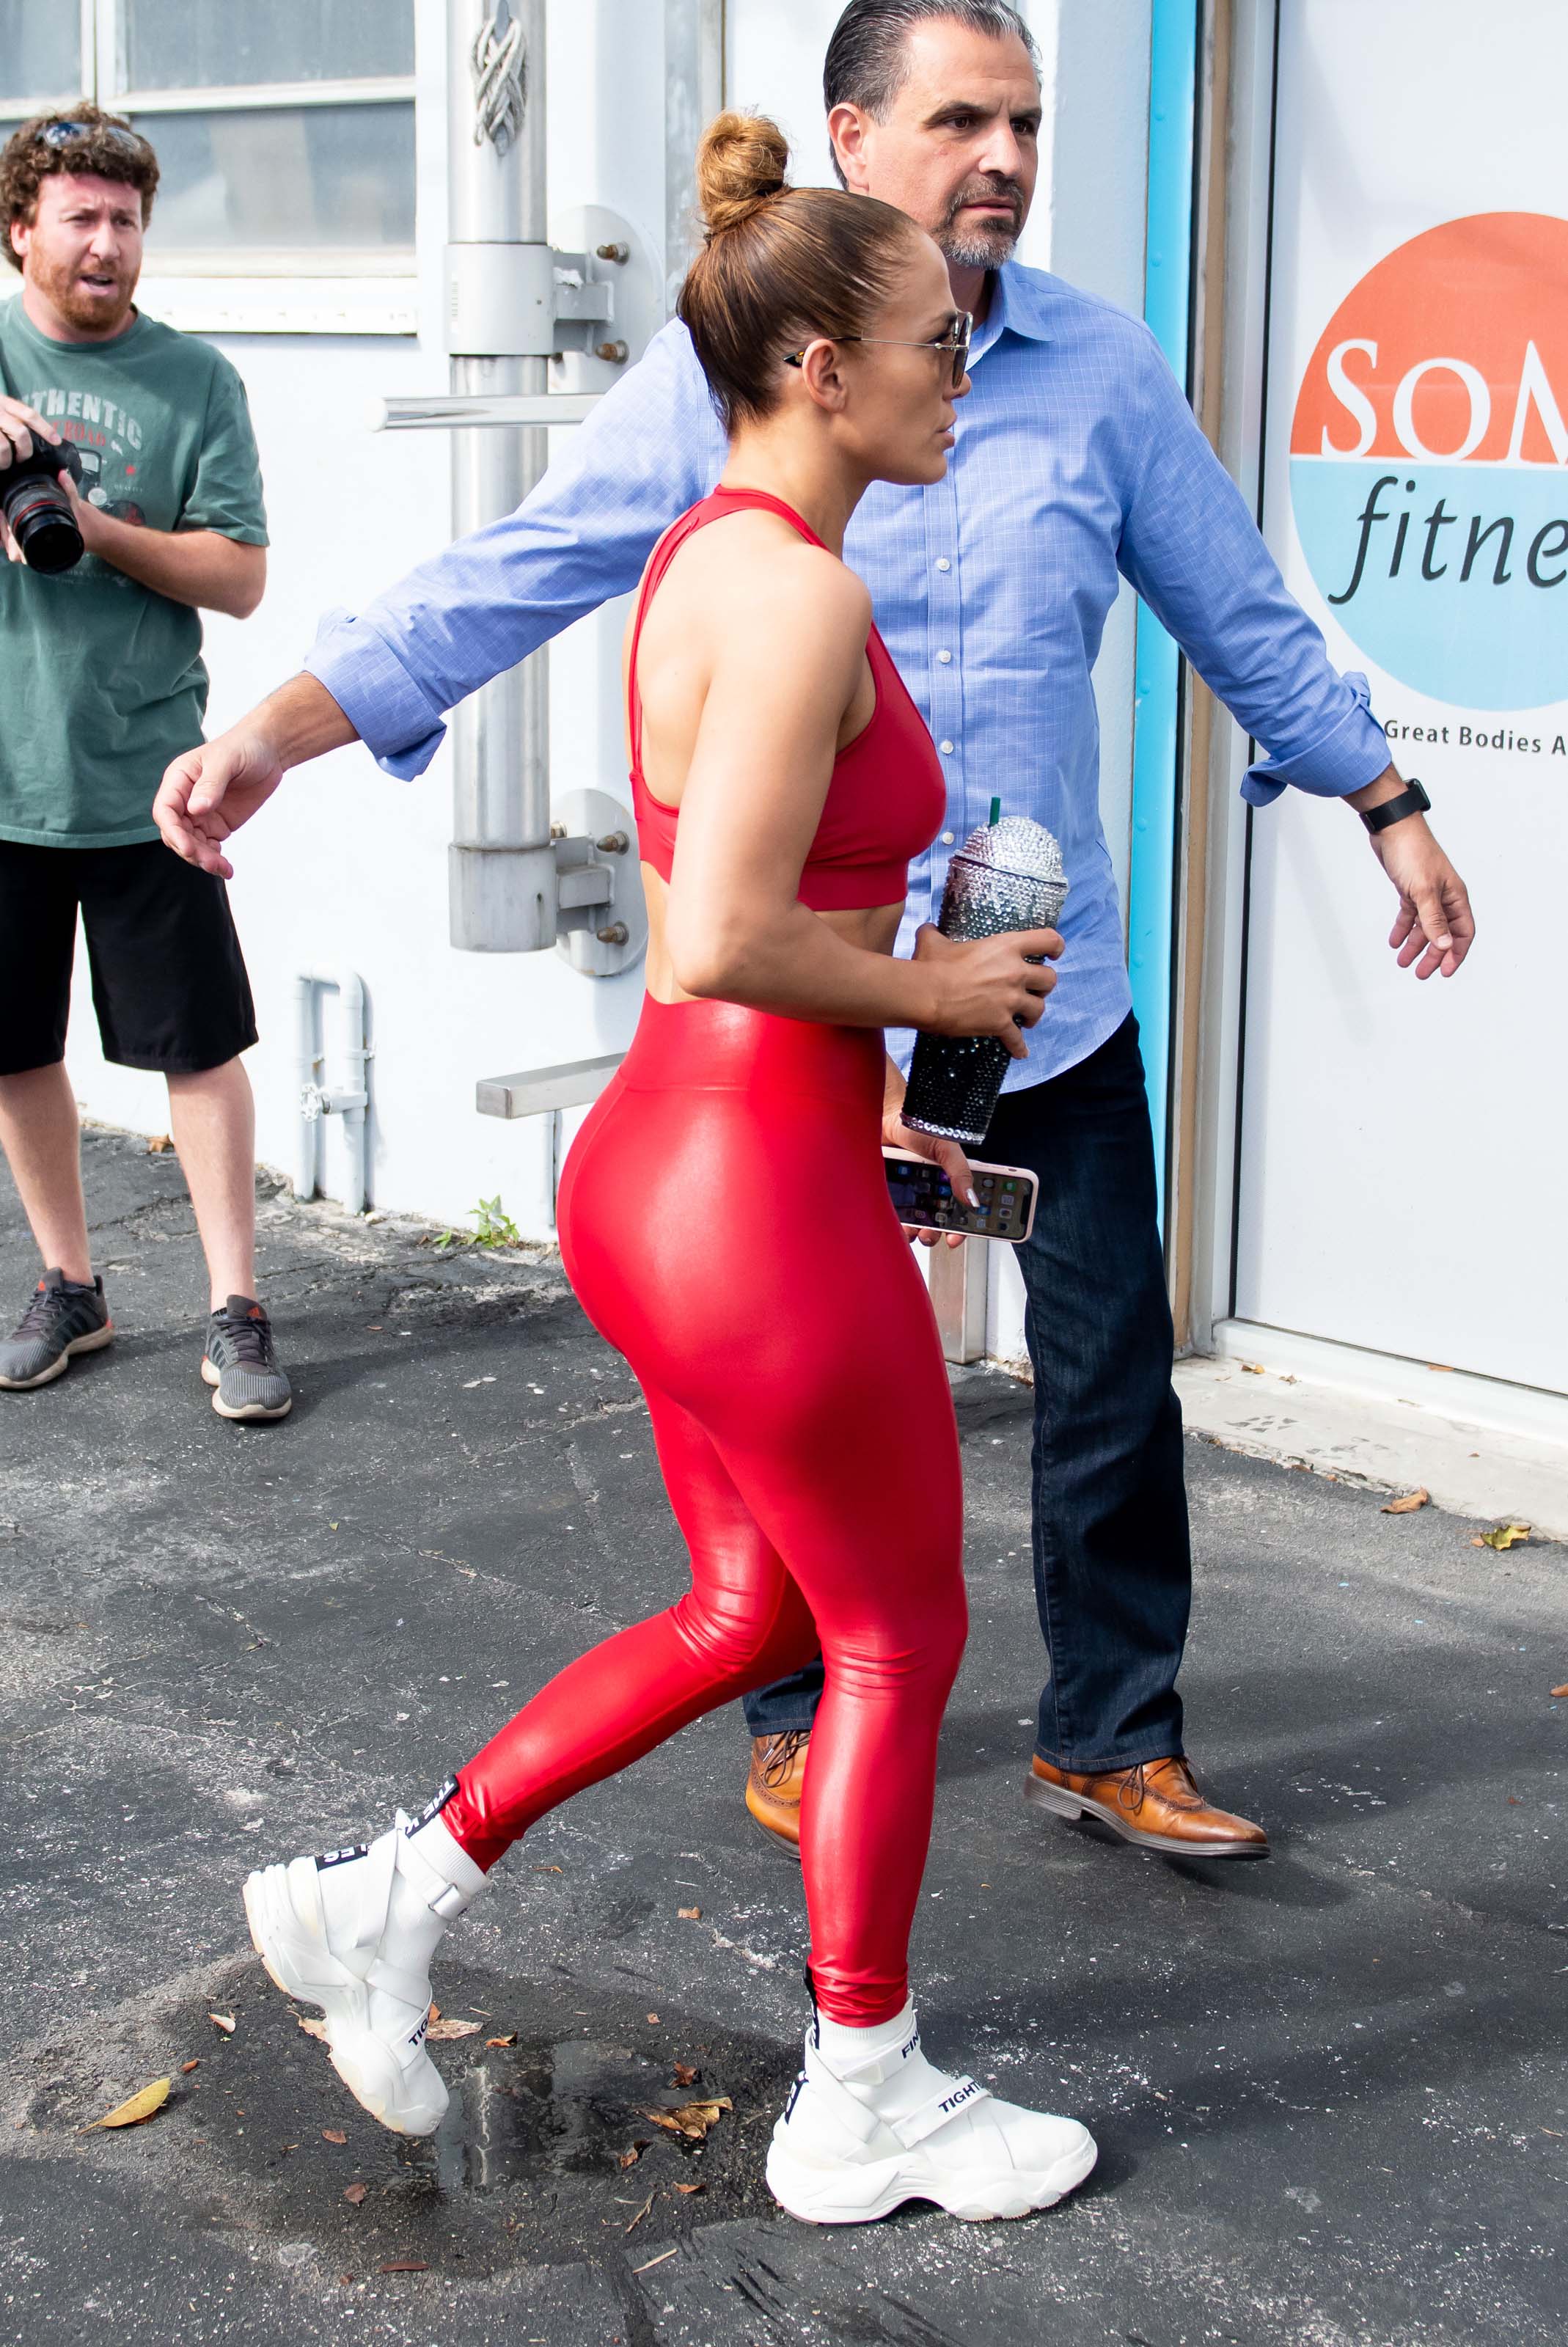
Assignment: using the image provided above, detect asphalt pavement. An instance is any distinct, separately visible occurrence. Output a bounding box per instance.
[1,1127,1562,2347]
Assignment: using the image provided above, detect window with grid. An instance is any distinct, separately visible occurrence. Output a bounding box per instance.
[0,1,415,270]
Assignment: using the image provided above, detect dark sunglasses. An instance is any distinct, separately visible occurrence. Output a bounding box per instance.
[785,310,973,392]
[34,120,151,157]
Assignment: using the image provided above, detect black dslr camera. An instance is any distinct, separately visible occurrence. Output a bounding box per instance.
[1,436,85,574]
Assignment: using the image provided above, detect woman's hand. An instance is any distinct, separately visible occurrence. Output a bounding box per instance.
[912,922,1062,1057]
[882,1058,973,1250]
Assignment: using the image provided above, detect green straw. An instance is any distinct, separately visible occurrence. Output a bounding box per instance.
[988,795,1002,825]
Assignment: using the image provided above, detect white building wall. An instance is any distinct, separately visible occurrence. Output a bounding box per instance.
[64,1,1152,1345]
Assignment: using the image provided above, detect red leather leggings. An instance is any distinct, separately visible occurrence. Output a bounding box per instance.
[439,997,966,2025]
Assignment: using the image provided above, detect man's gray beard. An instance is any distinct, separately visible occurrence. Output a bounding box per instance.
[937,224,1019,271]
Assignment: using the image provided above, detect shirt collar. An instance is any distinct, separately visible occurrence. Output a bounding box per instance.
[971,261,1057,364]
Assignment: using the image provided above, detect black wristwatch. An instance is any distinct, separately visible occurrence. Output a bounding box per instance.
[1360,777,1431,834]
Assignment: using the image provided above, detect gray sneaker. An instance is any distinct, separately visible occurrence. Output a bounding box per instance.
[202,1295,293,1421]
[0,1270,113,1390]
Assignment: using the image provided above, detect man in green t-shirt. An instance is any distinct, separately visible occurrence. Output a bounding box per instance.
[0,106,290,1421]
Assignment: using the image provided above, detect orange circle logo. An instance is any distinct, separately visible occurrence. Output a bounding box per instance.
[1289,212,1568,708]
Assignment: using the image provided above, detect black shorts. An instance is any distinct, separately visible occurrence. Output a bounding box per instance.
[0,838,257,1077]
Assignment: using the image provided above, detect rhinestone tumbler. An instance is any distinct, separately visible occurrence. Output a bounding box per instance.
[901,816,1069,1146]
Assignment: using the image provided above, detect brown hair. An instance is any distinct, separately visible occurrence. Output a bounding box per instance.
[1,106,159,274]
[678,111,921,433]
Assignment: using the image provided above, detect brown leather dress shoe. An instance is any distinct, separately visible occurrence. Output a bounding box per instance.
[745,1730,809,1860]
[1026,1753,1269,1859]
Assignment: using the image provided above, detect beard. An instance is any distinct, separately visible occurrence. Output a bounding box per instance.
[30,245,137,334]
[935,175,1026,271]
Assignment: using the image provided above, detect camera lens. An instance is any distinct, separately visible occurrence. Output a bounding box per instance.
[2,475,84,574]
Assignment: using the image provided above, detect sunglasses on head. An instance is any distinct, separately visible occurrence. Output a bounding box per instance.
[34,120,150,157]
[785,310,973,392]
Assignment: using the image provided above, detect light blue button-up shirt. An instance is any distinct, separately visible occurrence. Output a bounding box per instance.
[307,261,1390,1087]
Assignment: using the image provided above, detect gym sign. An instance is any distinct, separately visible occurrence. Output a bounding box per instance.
[1289,212,1568,710]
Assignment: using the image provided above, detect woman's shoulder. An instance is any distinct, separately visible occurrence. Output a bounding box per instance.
[674,508,871,626]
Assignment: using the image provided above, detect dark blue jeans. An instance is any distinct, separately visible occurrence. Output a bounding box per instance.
[741,1011,1191,1773]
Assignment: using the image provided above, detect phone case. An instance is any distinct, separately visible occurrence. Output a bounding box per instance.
[882,1149,1038,1244]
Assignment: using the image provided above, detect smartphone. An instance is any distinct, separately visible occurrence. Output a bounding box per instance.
[883,1149,1038,1243]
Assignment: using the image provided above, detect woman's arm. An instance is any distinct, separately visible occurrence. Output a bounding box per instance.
[665,544,1057,1044]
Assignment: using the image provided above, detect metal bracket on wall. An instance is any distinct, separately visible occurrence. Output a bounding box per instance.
[928,1236,991,1367]
[475,1050,626,1232]
[370,195,660,978]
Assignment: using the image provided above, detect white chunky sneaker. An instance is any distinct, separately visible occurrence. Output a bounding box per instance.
[766,2002,1097,2225]
[243,1782,486,2136]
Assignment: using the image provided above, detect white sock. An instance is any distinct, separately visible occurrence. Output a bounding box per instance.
[815,2002,917,2070]
[810,2001,976,2133]
[400,1806,487,1922]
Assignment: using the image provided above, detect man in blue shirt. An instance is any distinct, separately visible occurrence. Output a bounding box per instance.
[155,1,1473,1861]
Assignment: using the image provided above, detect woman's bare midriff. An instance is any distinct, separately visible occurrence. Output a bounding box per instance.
[642,865,904,1005]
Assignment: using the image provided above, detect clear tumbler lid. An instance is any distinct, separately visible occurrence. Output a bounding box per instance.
[953,813,1066,885]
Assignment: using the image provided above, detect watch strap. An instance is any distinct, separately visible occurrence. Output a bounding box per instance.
[1361,777,1431,834]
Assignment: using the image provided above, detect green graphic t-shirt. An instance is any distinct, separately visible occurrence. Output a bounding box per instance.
[0,299,268,848]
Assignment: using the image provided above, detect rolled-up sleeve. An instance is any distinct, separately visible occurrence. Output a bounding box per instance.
[1115,322,1391,808]
[304,323,725,780]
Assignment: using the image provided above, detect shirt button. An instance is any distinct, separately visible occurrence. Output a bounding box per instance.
[935,557,951,572]
[937,648,953,663]
[940,830,956,845]
[939,739,955,755]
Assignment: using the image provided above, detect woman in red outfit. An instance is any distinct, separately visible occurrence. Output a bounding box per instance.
[244,114,1095,2226]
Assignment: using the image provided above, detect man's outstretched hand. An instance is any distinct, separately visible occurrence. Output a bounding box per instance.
[154,675,359,877]
[155,730,285,878]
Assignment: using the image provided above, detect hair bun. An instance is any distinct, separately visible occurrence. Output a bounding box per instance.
[695,110,791,237]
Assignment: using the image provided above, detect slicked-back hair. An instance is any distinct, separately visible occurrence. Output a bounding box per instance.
[679,111,921,435]
[824,0,1041,184]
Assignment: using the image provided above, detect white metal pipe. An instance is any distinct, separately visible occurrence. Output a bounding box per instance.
[447,0,557,951]
[293,972,322,1204]
[294,968,370,1215]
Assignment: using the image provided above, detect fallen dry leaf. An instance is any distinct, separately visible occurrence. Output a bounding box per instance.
[1240,1361,1264,1374]
[377,2260,428,2274]
[1551,1684,1568,1700]
[1382,1487,1429,1514]
[82,2077,171,2132]
[425,2018,482,2042]
[673,2062,699,2088]
[675,2181,705,2196]
[180,2060,200,2075]
[618,2146,643,2170]
[646,2013,660,2025]
[642,2097,732,2142]
[677,1906,701,1921]
[298,2016,328,2043]
[1478,1521,1531,1550]
[343,2183,367,2206]
[146,1134,173,1154]
[486,2034,517,2048]
[208,2011,236,2035]
[532,1864,563,1875]
[322,2128,347,2145]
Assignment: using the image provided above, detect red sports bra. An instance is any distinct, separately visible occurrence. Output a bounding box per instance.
[628,486,946,912]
